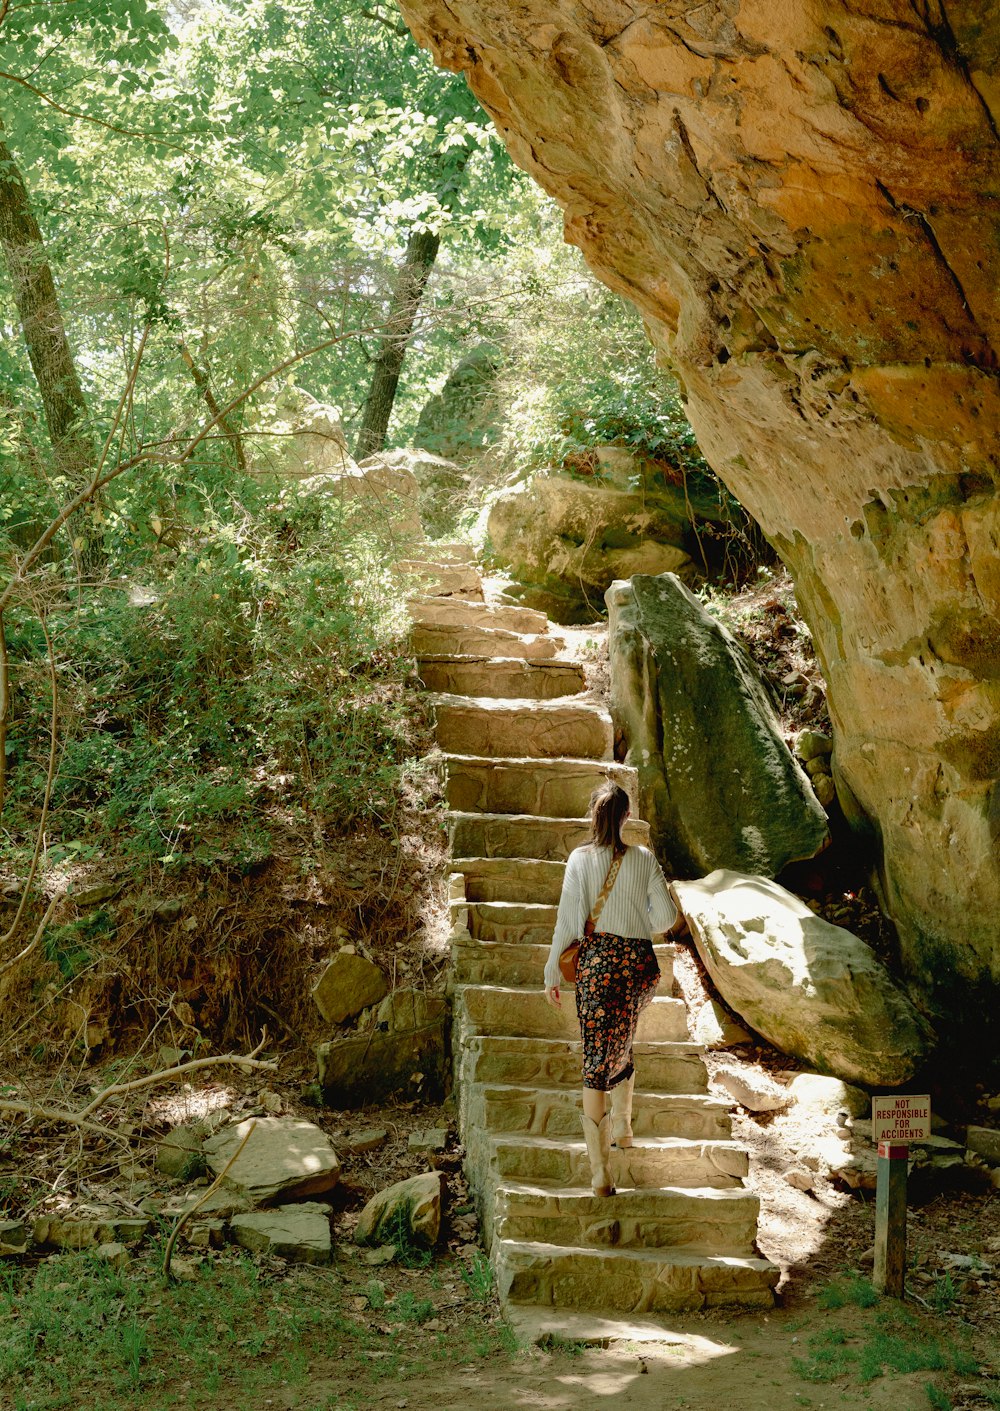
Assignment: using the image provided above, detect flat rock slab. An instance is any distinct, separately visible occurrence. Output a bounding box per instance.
[673,869,934,1086]
[355,1171,444,1248]
[230,1202,331,1263]
[32,1212,151,1249]
[203,1117,340,1204]
[607,574,829,875]
[316,990,448,1106]
[311,951,387,1024]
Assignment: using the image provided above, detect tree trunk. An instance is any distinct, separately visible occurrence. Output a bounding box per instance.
[0,128,93,481]
[354,227,441,460]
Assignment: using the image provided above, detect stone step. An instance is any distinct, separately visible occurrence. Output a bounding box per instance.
[461,1038,705,1094]
[412,542,476,565]
[452,857,566,905]
[456,983,688,1041]
[495,1184,761,1256]
[432,696,610,759]
[442,756,636,816]
[448,812,649,861]
[493,1135,748,1190]
[413,625,556,660]
[452,936,675,989]
[419,658,586,701]
[408,596,549,634]
[495,1240,780,1314]
[398,561,483,599]
[469,1084,731,1141]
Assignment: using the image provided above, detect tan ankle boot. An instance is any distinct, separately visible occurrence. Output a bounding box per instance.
[581,1112,616,1196]
[610,1074,635,1149]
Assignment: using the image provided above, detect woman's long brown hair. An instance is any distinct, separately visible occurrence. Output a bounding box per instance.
[590,780,630,853]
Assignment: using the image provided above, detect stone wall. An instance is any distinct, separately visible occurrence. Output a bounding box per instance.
[399,0,1000,1008]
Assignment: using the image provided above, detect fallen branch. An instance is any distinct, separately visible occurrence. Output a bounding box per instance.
[76,1029,274,1121]
[161,1118,257,1282]
[0,1030,275,1134]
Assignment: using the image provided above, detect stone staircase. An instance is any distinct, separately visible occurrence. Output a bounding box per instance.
[406,544,780,1330]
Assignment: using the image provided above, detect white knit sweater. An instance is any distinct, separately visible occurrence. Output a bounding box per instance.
[543,844,677,989]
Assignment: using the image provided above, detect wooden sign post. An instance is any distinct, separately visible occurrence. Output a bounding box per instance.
[871,1094,931,1297]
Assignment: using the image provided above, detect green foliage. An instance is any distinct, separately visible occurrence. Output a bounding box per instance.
[1,485,419,872]
[460,1250,494,1304]
[792,1298,979,1392]
[925,1385,953,1411]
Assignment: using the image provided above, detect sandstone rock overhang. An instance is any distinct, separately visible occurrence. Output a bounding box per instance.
[399,0,1000,1014]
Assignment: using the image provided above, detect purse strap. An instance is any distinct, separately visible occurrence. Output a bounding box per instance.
[587,847,625,931]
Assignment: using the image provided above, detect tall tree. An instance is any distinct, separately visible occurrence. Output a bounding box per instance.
[0,126,93,482]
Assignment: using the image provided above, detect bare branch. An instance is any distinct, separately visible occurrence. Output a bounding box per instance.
[0,1034,276,1136]
[76,1029,274,1121]
[161,1119,257,1281]
[360,6,410,36]
[0,68,188,149]
[0,890,60,978]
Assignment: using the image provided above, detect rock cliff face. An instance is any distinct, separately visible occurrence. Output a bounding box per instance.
[400,0,1000,1008]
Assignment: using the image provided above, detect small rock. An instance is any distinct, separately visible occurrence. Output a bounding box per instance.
[355,1172,444,1249]
[185,1220,226,1249]
[966,1125,1000,1163]
[407,1128,447,1154]
[311,952,387,1024]
[362,1244,398,1266]
[784,1168,814,1191]
[151,897,186,922]
[858,1245,875,1266]
[797,729,833,762]
[0,1220,28,1256]
[257,1089,283,1114]
[168,1256,201,1281]
[813,773,836,807]
[714,1064,790,1112]
[73,882,120,905]
[95,1242,129,1269]
[339,1128,388,1154]
[157,1045,190,1069]
[155,1124,203,1179]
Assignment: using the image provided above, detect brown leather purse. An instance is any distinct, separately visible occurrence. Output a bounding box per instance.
[558,849,625,984]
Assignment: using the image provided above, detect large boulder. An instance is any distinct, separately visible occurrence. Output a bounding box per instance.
[672,870,934,1086]
[316,987,448,1107]
[486,450,719,623]
[608,572,829,875]
[202,1117,340,1205]
[398,2,1000,1016]
[413,341,503,463]
[360,447,470,541]
[256,388,422,539]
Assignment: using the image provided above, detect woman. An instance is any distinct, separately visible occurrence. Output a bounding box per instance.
[543,781,677,1196]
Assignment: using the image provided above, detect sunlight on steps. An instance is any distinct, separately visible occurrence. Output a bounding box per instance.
[405,544,780,1340]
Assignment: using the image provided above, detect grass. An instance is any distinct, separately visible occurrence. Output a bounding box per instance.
[0,1241,516,1411]
[792,1286,980,1399]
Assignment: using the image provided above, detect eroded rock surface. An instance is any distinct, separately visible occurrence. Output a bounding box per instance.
[673,869,934,1086]
[486,449,712,622]
[399,0,1000,1008]
[608,572,829,874]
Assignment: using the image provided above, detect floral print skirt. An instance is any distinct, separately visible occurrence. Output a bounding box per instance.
[574,930,660,1092]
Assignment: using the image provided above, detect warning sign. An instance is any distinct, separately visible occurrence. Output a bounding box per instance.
[872,1094,932,1143]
